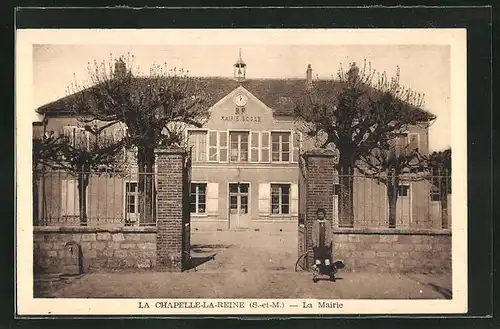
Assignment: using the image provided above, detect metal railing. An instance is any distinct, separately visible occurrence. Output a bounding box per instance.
[33,170,157,227]
[330,171,452,230]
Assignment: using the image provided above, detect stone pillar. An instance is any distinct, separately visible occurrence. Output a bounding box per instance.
[303,149,336,269]
[155,147,190,272]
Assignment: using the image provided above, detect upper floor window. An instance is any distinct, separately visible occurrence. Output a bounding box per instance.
[408,133,420,151]
[186,129,301,164]
[271,132,290,162]
[397,132,420,152]
[230,131,249,162]
[188,131,207,162]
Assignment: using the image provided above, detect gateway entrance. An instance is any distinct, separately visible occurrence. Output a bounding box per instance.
[228,183,250,229]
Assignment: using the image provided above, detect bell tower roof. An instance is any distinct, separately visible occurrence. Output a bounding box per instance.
[234,48,246,68]
[233,48,247,82]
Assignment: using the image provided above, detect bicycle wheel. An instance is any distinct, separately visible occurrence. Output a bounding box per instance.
[294,252,307,272]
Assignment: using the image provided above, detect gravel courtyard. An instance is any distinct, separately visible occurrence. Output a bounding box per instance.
[36,231,452,299]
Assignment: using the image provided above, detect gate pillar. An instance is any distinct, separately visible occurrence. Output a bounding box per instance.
[155,147,191,272]
[301,149,336,269]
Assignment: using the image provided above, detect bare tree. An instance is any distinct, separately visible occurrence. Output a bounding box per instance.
[56,123,126,226]
[32,130,67,225]
[425,148,452,228]
[356,139,426,228]
[68,54,209,225]
[294,60,434,227]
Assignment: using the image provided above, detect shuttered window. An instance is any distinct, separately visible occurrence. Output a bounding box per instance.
[271,184,290,215]
[188,131,207,162]
[271,132,290,162]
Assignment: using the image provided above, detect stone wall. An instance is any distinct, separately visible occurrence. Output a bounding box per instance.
[34,226,156,274]
[332,228,451,274]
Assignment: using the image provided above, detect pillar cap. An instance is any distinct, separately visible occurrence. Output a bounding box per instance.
[154,146,187,155]
[302,148,337,158]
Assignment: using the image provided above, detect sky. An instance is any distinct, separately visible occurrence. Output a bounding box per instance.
[33,43,451,151]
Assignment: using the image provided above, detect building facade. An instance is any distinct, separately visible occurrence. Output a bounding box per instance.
[34,52,448,232]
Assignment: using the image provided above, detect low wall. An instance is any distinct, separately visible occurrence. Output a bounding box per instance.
[34,226,157,274]
[332,228,452,274]
[191,219,297,233]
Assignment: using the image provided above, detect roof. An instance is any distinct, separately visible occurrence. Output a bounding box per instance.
[36,76,436,121]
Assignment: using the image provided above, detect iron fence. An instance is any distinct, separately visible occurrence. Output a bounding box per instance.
[33,170,157,227]
[331,170,452,230]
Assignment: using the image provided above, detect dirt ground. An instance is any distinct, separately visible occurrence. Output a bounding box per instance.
[37,231,452,299]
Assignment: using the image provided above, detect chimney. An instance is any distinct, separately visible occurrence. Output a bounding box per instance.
[306,64,313,89]
[114,58,127,79]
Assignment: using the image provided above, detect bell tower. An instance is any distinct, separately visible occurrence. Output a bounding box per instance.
[233,48,247,82]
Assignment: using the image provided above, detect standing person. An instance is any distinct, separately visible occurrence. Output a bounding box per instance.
[312,208,333,271]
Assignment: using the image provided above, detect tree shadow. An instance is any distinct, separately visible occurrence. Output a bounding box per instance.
[184,253,217,271]
[427,283,453,299]
[190,244,235,253]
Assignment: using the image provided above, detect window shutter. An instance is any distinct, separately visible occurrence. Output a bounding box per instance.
[206,183,219,214]
[219,131,228,162]
[291,183,298,215]
[208,130,218,162]
[250,131,260,162]
[258,183,271,215]
[261,132,270,163]
[292,131,301,163]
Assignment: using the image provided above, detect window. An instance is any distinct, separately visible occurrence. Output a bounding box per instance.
[408,133,420,151]
[430,186,440,201]
[188,131,207,162]
[271,132,290,162]
[397,185,409,197]
[271,184,290,215]
[62,126,91,150]
[229,132,249,162]
[125,182,139,220]
[190,183,206,214]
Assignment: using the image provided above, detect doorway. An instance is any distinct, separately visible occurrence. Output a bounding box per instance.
[228,183,250,229]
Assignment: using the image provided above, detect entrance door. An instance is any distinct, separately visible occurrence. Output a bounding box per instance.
[229,183,250,229]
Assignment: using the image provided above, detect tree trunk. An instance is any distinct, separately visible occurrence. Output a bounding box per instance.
[338,160,354,227]
[33,173,39,226]
[77,173,90,226]
[138,147,156,226]
[387,171,399,228]
[440,179,449,229]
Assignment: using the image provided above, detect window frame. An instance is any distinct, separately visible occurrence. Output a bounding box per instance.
[270,183,291,216]
[407,132,420,151]
[187,129,208,163]
[228,130,250,163]
[270,131,292,163]
[190,182,207,214]
[124,181,140,222]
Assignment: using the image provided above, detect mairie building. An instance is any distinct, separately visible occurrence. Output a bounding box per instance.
[34,51,446,232]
